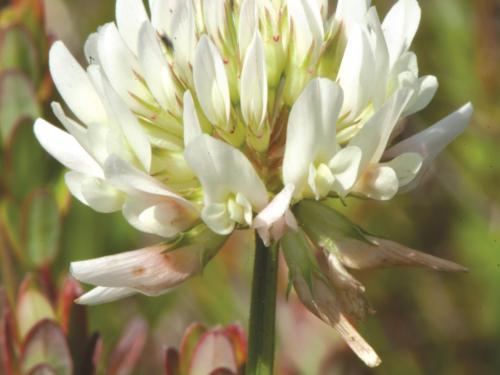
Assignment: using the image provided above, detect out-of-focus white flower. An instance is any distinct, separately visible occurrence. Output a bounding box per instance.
[34,0,472,366]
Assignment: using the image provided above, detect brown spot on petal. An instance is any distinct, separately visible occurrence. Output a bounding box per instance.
[133,267,146,276]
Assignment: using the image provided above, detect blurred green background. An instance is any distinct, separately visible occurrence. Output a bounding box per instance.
[1,0,499,374]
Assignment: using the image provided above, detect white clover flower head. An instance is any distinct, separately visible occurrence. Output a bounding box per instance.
[34,0,472,367]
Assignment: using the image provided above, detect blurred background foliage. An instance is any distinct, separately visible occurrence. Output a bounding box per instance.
[0,0,499,374]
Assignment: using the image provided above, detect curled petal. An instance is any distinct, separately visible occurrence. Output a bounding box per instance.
[353,165,399,201]
[65,171,124,213]
[383,152,423,187]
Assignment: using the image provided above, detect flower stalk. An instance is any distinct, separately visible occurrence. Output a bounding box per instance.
[246,234,279,375]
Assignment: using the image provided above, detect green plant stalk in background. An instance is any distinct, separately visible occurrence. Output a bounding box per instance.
[246,235,279,375]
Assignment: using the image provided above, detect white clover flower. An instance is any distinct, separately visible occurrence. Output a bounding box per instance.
[34,0,472,367]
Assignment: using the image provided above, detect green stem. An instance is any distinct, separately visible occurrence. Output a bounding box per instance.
[246,234,279,375]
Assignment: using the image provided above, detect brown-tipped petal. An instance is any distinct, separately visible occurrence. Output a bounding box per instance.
[70,244,204,297]
[337,236,468,272]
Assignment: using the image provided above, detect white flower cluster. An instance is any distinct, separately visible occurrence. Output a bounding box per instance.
[34,0,471,366]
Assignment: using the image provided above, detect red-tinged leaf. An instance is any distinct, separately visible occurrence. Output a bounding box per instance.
[26,363,57,375]
[1,289,18,375]
[164,348,180,375]
[57,277,85,334]
[57,277,88,373]
[179,323,207,374]
[209,368,236,375]
[78,332,102,375]
[20,319,73,375]
[16,281,55,340]
[107,318,148,375]
[189,329,238,375]
[223,324,248,368]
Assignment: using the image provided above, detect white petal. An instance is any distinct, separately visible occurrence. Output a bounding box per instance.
[329,145,362,196]
[382,0,421,67]
[104,155,176,196]
[365,7,390,108]
[240,31,268,129]
[122,195,197,237]
[189,330,238,375]
[169,0,197,84]
[335,0,370,37]
[34,119,103,177]
[84,33,99,64]
[65,171,124,213]
[383,152,422,187]
[349,88,413,168]
[70,244,203,295]
[253,184,296,245]
[385,103,473,190]
[99,75,151,171]
[202,0,226,41]
[283,78,343,193]
[184,135,268,210]
[149,0,179,35]
[337,25,374,120]
[238,0,258,58]
[354,165,399,200]
[115,0,149,55]
[193,36,230,126]
[49,41,107,125]
[183,90,203,147]
[75,286,137,305]
[137,21,179,113]
[288,0,325,64]
[97,23,149,111]
[403,75,438,116]
[201,203,235,235]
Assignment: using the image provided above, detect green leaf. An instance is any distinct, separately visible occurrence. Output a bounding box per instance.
[22,190,61,268]
[0,26,39,81]
[0,71,40,146]
[20,320,73,375]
